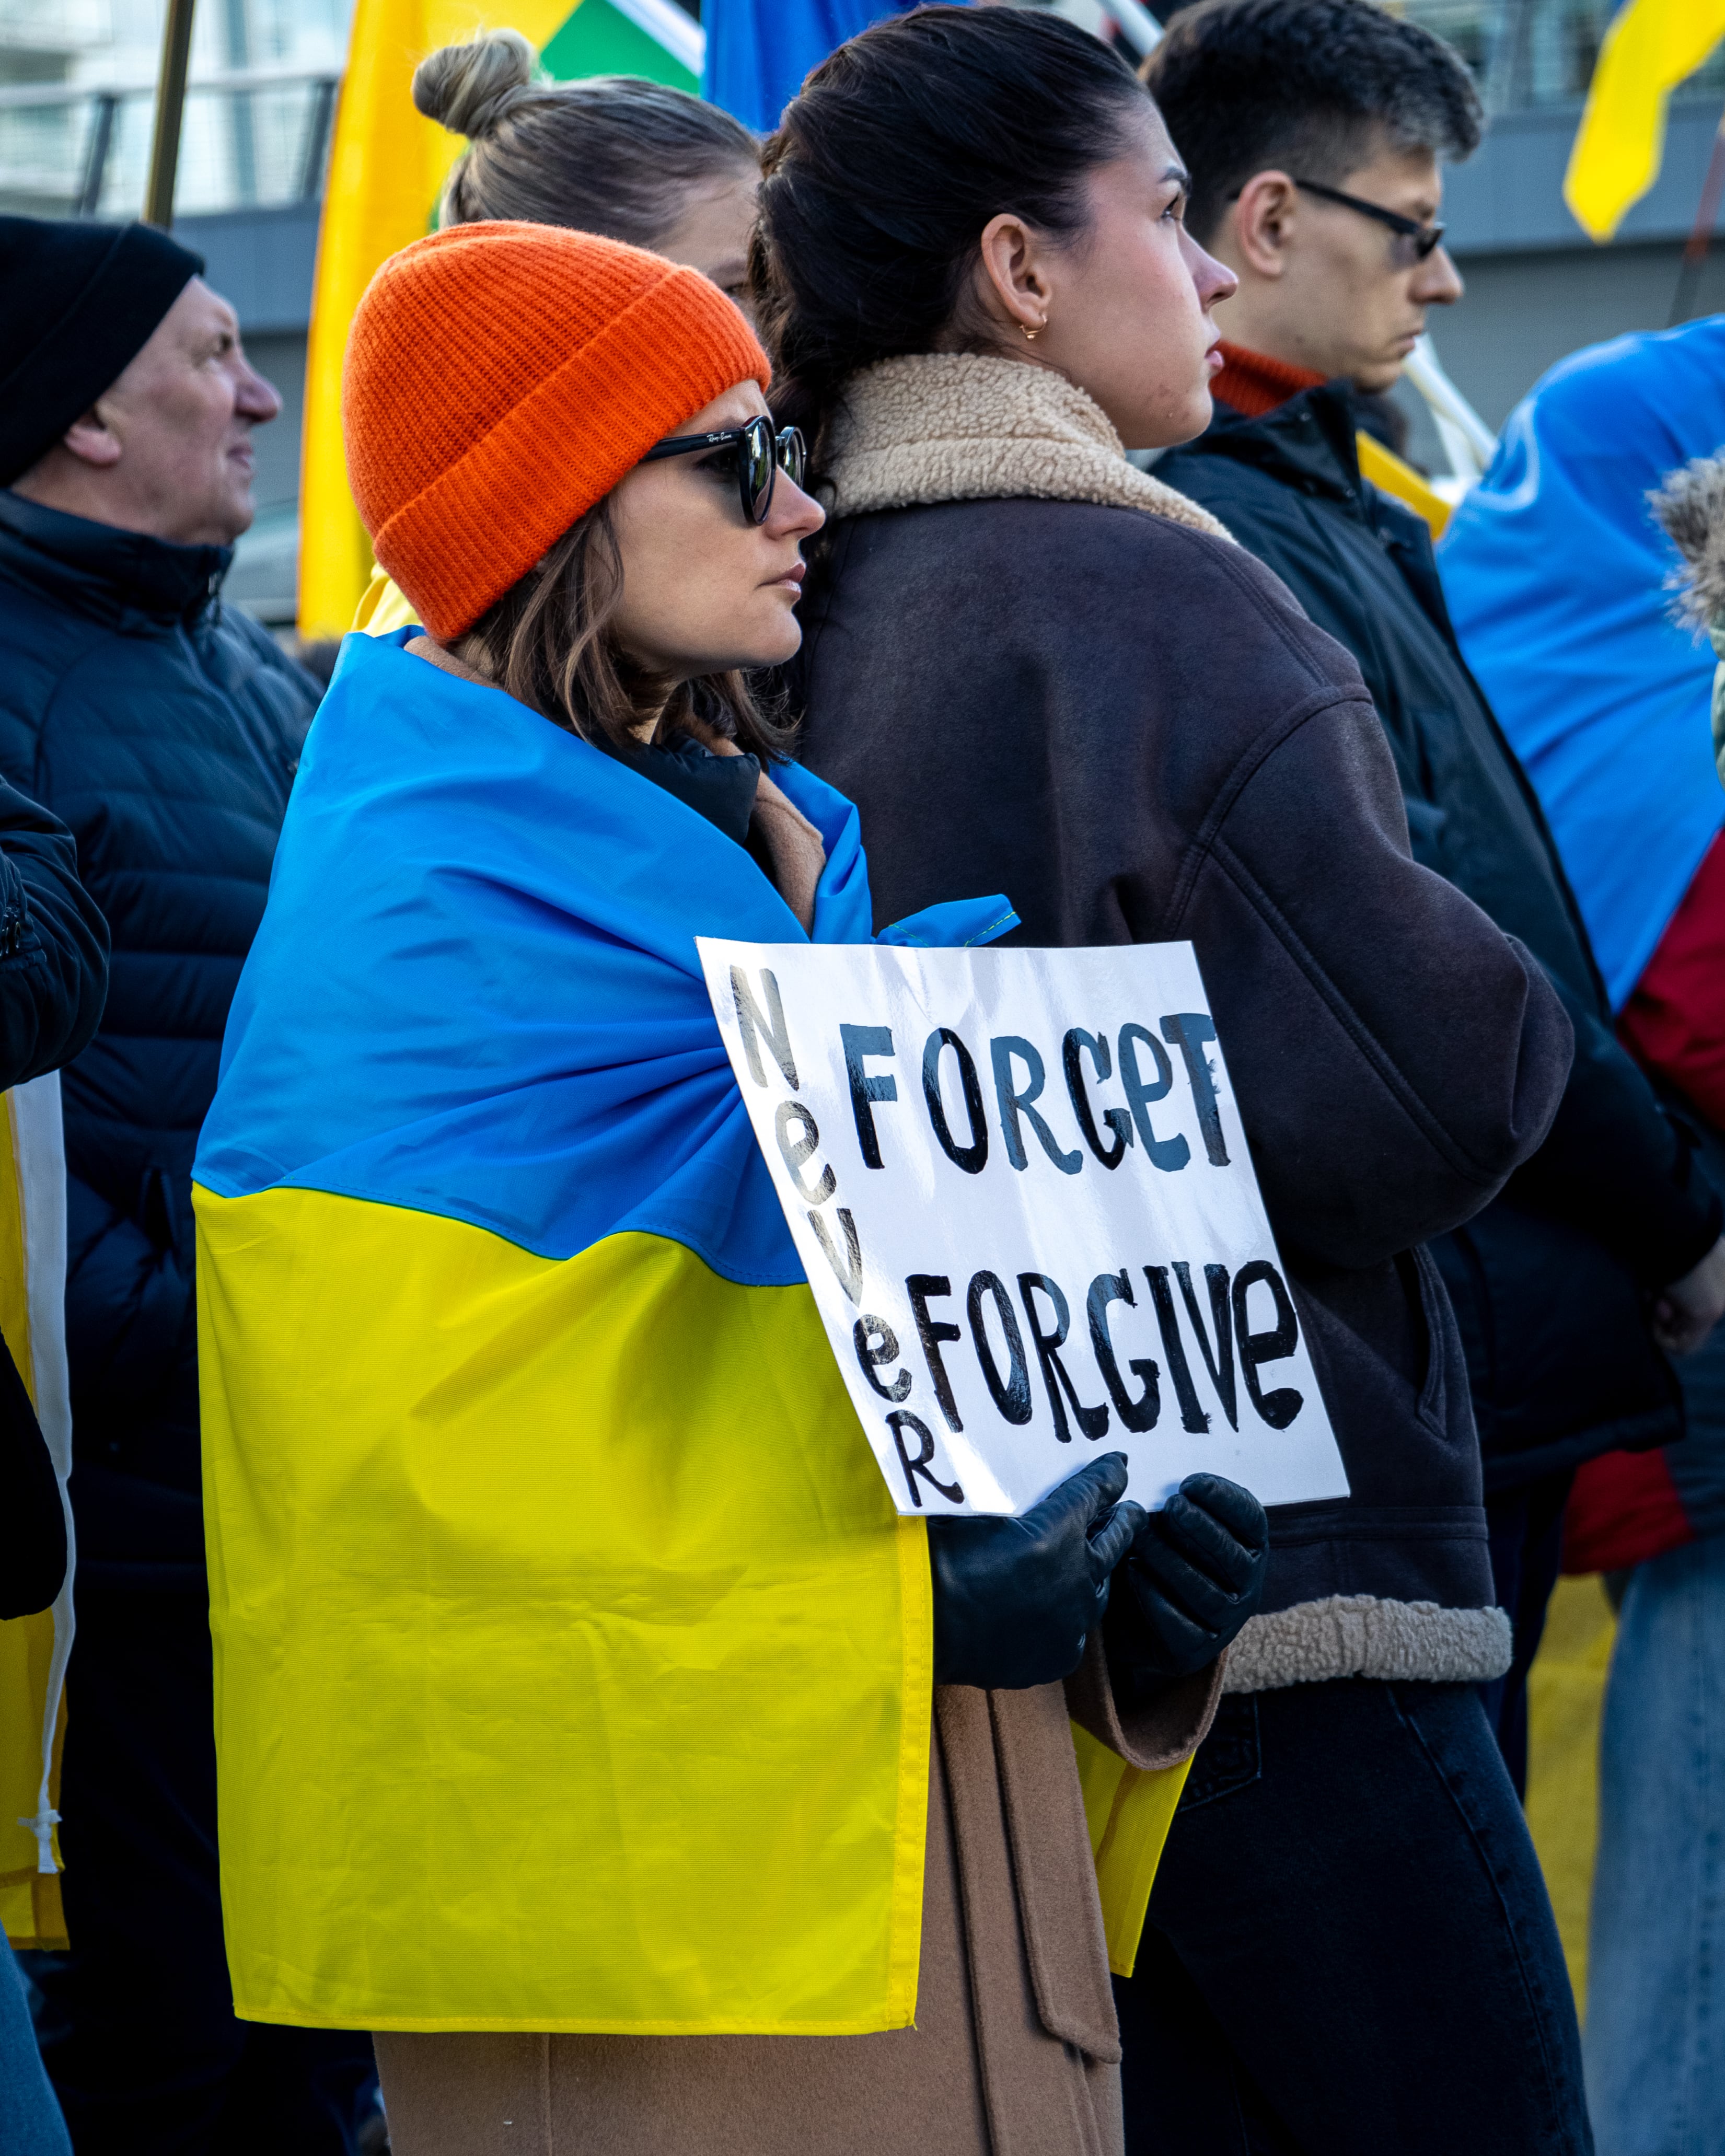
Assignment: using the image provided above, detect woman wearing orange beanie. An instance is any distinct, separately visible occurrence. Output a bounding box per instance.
[355,24,763,637]
[190,220,1243,2154]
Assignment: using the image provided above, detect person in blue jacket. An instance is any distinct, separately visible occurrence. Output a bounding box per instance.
[0,215,375,2152]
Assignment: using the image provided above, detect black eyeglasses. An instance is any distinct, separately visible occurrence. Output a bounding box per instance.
[1292,178,1446,264]
[641,414,807,525]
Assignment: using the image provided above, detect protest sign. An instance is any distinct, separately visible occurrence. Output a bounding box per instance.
[697,938,1349,1517]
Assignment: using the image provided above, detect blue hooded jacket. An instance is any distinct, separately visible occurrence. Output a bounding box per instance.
[1443,317,1725,1545]
[1440,315,1725,1011]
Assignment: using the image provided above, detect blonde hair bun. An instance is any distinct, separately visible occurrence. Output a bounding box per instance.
[413,28,536,141]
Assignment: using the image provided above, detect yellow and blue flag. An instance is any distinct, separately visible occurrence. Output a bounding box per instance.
[193,630,1013,2032]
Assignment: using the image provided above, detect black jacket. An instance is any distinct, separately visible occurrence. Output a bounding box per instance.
[1157,388,1720,1491]
[794,489,1571,1622]
[0,774,108,1086]
[0,490,314,1570]
[0,773,108,1617]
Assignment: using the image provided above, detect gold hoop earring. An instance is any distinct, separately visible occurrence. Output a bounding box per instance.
[1022,316,1047,343]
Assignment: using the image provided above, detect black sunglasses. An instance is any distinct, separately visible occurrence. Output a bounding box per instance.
[640,415,807,525]
[1292,178,1446,263]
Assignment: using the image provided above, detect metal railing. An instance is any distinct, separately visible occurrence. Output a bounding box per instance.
[0,66,338,218]
[1401,0,1725,115]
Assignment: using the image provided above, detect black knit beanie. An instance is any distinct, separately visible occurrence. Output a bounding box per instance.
[0,217,204,488]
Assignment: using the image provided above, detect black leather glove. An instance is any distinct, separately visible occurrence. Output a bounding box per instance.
[1105,1472,1268,1705]
[930,1452,1144,1690]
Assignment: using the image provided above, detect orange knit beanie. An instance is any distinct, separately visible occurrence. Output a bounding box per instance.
[342,221,770,639]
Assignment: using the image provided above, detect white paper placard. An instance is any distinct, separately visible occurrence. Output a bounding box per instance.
[697,938,1349,1517]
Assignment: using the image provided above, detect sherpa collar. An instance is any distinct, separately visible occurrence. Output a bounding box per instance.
[820,350,1231,541]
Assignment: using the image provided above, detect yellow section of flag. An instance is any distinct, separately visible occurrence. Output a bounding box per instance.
[353,562,418,634]
[1565,0,1725,243]
[1072,1722,1190,1978]
[198,1190,934,2031]
[297,0,572,639]
[1356,431,1454,542]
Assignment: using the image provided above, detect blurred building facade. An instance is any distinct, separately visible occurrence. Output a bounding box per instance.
[1,0,1722,624]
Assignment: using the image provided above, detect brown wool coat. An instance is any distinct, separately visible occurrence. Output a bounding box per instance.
[374,1647,1220,2155]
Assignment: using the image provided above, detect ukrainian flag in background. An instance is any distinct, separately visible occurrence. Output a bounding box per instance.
[193,629,1022,2031]
[1564,0,1725,241]
[298,0,704,638]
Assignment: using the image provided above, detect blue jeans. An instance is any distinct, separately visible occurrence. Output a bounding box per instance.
[1587,1534,1725,2156]
[1,1940,71,2156]
[1116,1678,1592,2153]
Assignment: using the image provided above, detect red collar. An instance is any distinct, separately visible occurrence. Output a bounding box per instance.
[1210,341,1328,418]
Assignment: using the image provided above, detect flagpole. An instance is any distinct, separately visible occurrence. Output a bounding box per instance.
[143,0,197,229]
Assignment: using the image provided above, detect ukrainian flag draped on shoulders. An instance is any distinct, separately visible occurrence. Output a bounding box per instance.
[194,628,1012,2034]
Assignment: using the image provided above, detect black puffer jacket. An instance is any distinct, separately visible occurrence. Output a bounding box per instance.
[1159,388,1720,1492]
[0,489,313,1569]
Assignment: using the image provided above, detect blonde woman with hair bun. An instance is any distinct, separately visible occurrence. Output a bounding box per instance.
[355,27,761,636]
[412,28,759,306]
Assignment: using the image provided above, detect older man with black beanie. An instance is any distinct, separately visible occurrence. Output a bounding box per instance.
[0,217,375,2151]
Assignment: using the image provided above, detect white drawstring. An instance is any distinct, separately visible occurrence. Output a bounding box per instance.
[20,1807,61,1875]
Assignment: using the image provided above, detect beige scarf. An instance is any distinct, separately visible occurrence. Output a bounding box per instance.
[819,351,1231,539]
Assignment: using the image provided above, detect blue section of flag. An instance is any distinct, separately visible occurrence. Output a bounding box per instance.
[700,0,931,134]
[1439,316,1725,1009]
[194,630,1012,1280]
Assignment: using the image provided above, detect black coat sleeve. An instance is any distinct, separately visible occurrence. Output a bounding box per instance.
[0,774,108,1089]
[1170,455,1721,1291]
[1510,969,1721,1284]
[1181,692,1575,1272]
[0,772,108,1086]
